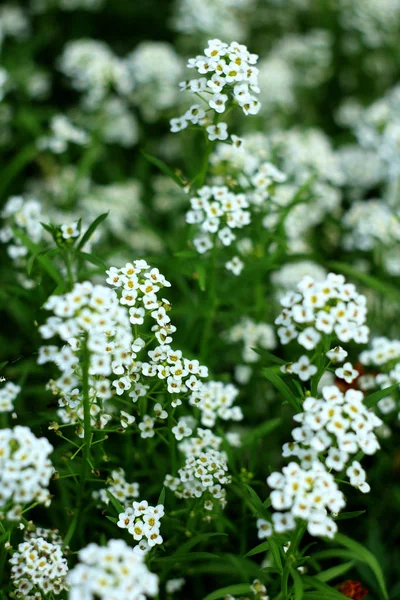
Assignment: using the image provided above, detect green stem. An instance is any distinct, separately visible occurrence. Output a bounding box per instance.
[63,338,92,548]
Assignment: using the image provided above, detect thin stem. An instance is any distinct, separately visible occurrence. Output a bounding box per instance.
[63,337,92,548]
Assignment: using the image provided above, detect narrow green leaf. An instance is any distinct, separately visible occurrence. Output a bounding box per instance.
[79,251,108,268]
[141,150,185,187]
[251,347,286,365]
[12,228,64,287]
[77,212,109,250]
[303,576,347,599]
[105,515,117,524]
[174,533,227,556]
[316,561,355,582]
[262,367,300,410]
[106,490,125,515]
[244,541,270,558]
[335,510,365,521]
[0,144,37,197]
[269,538,283,574]
[196,264,206,291]
[157,487,166,506]
[291,567,304,600]
[202,583,252,600]
[241,417,281,447]
[155,552,220,564]
[363,384,399,408]
[329,262,399,300]
[333,533,389,600]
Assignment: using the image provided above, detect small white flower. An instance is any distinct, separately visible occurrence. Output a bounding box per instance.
[206,122,228,141]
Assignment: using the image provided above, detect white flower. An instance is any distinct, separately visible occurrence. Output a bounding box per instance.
[326,346,348,363]
[291,355,317,381]
[206,122,229,141]
[172,419,193,441]
[61,222,80,239]
[335,362,359,384]
[225,256,244,275]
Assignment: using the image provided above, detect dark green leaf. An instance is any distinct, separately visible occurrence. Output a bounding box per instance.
[77,213,109,250]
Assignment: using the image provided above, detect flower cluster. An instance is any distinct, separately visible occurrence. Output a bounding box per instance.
[196,380,242,427]
[170,39,260,140]
[165,428,231,509]
[0,379,20,412]
[0,426,53,514]
[286,386,382,487]
[276,273,369,369]
[187,185,251,255]
[67,539,158,599]
[10,532,68,598]
[267,460,344,538]
[117,499,164,553]
[226,317,276,363]
[93,468,140,507]
[359,337,400,416]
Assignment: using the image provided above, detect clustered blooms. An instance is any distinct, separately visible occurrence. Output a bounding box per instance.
[0,196,44,261]
[196,380,242,427]
[0,379,20,412]
[67,539,158,600]
[226,317,276,363]
[0,426,54,515]
[170,39,260,140]
[262,383,382,540]
[117,500,164,554]
[165,428,231,509]
[276,273,369,381]
[359,337,400,417]
[9,530,68,598]
[93,468,139,507]
[187,185,251,255]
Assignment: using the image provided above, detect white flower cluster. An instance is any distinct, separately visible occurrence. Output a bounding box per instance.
[210,131,340,254]
[126,42,183,123]
[187,185,251,255]
[58,39,132,107]
[276,273,369,355]
[359,337,400,416]
[197,381,242,427]
[286,386,382,483]
[117,500,164,554]
[165,428,230,509]
[170,39,260,140]
[0,379,20,412]
[0,4,29,41]
[39,280,134,433]
[0,426,53,513]
[67,539,158,600]
[267,460,344,538]
[37,115,89,154]
[226,317,276,363]
[0,196,44,260]
[343,199,400,253]
[93,468,139,507]
[10,532,68,598]
[172,0,253,42]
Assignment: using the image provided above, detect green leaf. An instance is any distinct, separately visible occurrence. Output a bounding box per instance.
[174,533,227,556]
[251,347,286,365]
[106,490,125,515]
[363,384,399,408]
[141,150,185,187]
[262,367,301,410]
[77,212,109,250]
[335,510,365,521]
[241,417,281,447]
[79,251,108,268]
[303,576,347,599]
[202,584,252,600]
[244,540,270,558]
[12,228,64,288]
[329,262,399,300]
[196,264,206,291]
[0,144,37,198]
[268,538,283,574]
[105,515,117,524]
[316,561,355,583]
[291,567,304,600]
[157,487,166,505]
[155,552,220,564]
[333,533,389,600]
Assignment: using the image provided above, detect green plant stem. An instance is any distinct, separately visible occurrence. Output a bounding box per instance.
[63,338,91,548]
[199,245,218,362]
